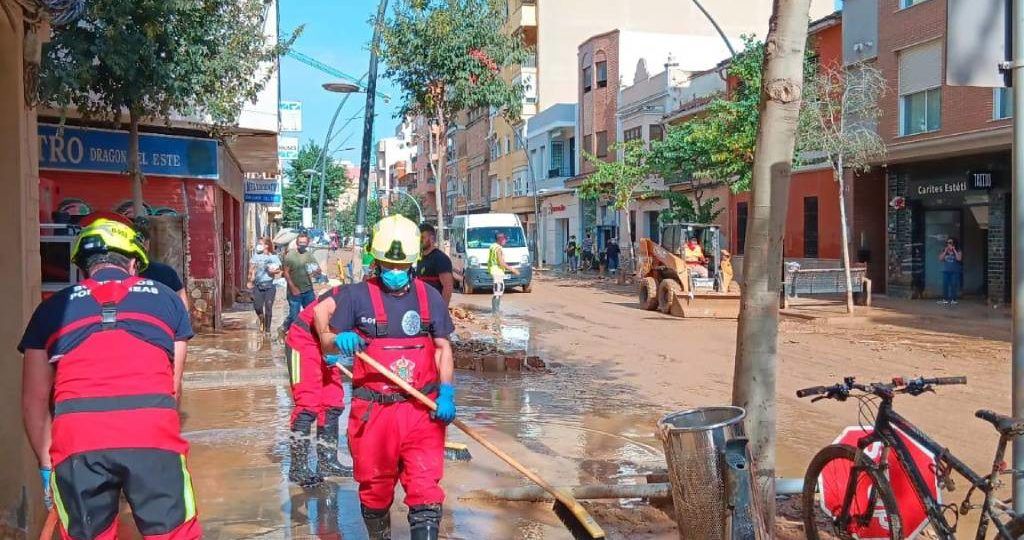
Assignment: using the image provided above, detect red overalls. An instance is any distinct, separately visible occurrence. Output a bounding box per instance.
[285,286,345,428]
[348,278,446,511]
[47,277,200,540]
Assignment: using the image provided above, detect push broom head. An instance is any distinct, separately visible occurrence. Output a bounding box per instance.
[444,441,472,462]
[552,493,606,539]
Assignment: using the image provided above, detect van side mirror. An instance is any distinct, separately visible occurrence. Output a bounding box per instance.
[456,241,465,253]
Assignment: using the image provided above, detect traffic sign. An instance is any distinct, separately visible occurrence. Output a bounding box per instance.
[818,426,940,539]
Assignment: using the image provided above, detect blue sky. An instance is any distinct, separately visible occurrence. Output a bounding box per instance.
[279,0,403,167]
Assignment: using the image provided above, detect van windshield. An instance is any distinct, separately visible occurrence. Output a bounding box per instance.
[467,227,527,249]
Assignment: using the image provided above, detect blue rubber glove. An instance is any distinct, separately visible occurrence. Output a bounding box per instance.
[335,332,365,356]
[40,467,52,509]
[324,354,341,366]
[433,383,457,423]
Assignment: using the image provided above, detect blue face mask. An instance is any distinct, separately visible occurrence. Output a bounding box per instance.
[381,268,411,290]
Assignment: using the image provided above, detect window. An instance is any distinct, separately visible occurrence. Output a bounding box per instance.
[995,87,1014,120]
[490,139,498,160]
[736,202,748,255]
[898,41,942,136]
[505,137,511,155]
[803,196,819,258]
[550,141,565,176]
[467,227,526,249]
[583,134,593,156]
[596,61,608,88]
[623,127,643,143]
[596,131,609,157]
[901,88,941,135]
[899,0,930,8]
[649,124,664,142]
[582,66,592,93]
[490,176,499,201]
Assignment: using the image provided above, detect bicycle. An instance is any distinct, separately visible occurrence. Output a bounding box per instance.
[796,375,1024,539]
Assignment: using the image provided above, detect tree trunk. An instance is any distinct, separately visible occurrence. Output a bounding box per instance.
[623,202,635,284]
[731,0,813,528]
[431,113,448,244]
[836,158,855,314]
[129,110,144,218]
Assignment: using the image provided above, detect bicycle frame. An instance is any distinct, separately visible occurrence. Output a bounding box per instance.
[858,397,1016,539]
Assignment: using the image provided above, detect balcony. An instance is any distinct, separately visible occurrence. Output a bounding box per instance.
[505,0,536,32]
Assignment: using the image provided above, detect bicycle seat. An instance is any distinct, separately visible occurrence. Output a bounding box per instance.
[976,410,1024,436]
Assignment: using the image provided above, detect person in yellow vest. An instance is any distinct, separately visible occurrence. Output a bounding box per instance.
[683,236,709,278]
[487,233,519,313]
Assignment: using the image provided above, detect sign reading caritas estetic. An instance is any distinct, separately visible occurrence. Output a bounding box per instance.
[38,124,219,179]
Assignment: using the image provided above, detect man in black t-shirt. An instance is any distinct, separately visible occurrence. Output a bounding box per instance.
[417,223,454,305]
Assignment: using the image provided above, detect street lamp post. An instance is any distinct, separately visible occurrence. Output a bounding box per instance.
[301,168,319,229]
[511,125,543,269]
[318,81,362,231]
[393,186,424,224]
[352,0,389,283]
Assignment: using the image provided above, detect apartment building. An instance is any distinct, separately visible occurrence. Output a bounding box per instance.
[529,103,577,265]
[375,119,416,197]
[845,0,1012,303]
[488,0,833,251]
[465,106,492,214]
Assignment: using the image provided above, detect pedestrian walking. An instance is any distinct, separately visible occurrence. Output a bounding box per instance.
[330,215,457,540]
[581,233,595,271]
[248,237,282,333]
[20,214,200,539]
[285,284,348,486]
[939,237,963,305]
[417,223,454,305]
[606,238,621,274]
[488,232,519,313]
[281,232,320,334]
[565,235,579,273]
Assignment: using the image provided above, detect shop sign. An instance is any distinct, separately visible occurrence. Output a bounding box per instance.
[38,124,218,179]
[279,101,302,132]
[550,204,566,212]
[278,136,300,160]
[970,171,993,189]
[243,175,282,203]
[907,178,971,198]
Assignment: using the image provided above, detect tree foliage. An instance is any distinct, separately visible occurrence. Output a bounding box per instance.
[579,141,652,210]
[282,142,349,228]
[659,192,723,225]
[649,36,817,194]
[802,62,888,174]
[335,193,425,238]
[380,0,530,236]
[39,0,297,212]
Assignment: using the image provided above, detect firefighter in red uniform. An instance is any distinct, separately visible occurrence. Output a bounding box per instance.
[20,214,199,540]
[331,215,457,540]
[284,284,349,485]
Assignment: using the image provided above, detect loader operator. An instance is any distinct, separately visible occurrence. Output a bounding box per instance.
[284,283,349,486]
[331,215,457,540]
[20,214,200,540]
[683,236,709,278]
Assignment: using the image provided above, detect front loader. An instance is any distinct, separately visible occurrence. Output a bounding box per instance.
[636,223,740,319]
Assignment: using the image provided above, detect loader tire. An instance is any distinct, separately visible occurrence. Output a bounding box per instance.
[639,277,659,311]
[658,279,682,314]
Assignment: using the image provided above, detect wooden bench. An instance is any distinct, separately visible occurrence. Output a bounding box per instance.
[782,266,872,309]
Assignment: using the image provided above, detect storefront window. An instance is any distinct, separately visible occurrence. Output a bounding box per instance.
[901,87,941,135]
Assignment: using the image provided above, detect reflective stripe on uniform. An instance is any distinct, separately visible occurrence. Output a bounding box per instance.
[51,473,69,530]
[180,454,196,522]
[289,348,301,386]
[54,394,177,416]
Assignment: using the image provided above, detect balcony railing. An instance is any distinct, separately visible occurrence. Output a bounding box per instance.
[523,54,537,69]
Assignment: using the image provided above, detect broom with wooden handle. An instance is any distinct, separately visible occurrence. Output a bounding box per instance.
[355,351,606,540]
[39,508,57,540]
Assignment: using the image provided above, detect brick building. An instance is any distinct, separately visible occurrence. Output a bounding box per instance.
[845,0,1011,302]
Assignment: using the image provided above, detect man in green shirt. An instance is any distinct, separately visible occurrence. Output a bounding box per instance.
[488,232,518,313]
[281,232,321,332]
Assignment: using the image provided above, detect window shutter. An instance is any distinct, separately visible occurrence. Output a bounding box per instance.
[899,41,943,95]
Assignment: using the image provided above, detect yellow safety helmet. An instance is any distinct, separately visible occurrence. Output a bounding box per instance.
[369,215,420,264]
[72,217,150,271]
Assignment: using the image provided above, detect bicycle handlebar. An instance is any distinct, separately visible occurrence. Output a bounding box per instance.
[797,375,967,400]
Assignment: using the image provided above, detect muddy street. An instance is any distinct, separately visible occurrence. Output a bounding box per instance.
[171,272,1011,539]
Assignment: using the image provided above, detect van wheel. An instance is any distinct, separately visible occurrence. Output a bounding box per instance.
[658,279,682,314]
[639,277,658,311]
[521,283,532,293]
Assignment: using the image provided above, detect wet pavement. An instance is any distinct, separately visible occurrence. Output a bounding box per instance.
[157,300,677,539]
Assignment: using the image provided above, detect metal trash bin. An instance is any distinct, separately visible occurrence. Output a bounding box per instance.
[658,406,746,540]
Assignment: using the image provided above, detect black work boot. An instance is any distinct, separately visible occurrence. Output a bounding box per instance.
[316,408,352,477]
[361,505,392,540]
[289,413,322,487]
[409,504,441,540]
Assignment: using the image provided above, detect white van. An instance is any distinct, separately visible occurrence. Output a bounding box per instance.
[450,213,533,293]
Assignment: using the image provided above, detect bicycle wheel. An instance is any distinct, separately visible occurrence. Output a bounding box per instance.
[802,444,903,540]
